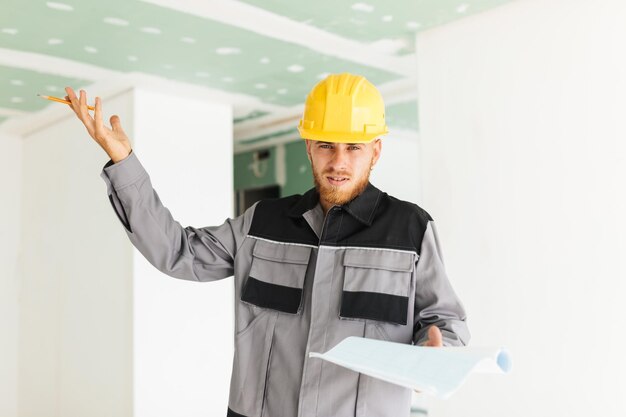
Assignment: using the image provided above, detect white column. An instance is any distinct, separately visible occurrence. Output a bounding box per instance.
[16,86,234,417]
[131,88,234,417]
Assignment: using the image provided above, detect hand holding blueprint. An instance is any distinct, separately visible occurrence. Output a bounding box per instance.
[309,336,512,399]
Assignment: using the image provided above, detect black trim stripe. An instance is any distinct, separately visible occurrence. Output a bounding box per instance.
[340,291,408,325]
[241,277,303,314]
[227,407,248,417]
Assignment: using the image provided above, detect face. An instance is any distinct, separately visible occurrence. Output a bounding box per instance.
[306,139,382,210]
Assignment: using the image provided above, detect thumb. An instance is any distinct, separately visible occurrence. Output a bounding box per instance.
[426,325,443,347]
[110,115,125,134]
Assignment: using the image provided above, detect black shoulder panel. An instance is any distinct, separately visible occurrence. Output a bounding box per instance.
[322,193,433,254]
[248,195,319,245]
[248,191,433,254]
[364,194,433,254]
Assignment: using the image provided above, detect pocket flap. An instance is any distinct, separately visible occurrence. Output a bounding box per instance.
[242,239,311,315]
[343,249,415,272]
[253,239,312,265]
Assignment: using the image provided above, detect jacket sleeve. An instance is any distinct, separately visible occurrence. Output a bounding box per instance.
[413,220,470,347]
[99,150,254,282]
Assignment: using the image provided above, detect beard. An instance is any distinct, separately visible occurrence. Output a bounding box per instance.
[311,158,373,206]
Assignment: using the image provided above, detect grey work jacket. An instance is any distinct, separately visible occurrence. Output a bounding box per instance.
[100,150,470,417]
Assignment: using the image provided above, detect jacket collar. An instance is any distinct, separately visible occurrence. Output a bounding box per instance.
[288,183,383,226]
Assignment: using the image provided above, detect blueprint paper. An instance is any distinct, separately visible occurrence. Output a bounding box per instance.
[309,336,512,399]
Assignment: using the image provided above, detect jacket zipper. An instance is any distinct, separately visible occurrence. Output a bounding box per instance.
[319,205,337,245]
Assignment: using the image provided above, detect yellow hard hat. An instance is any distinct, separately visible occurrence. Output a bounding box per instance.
[297,73,388,143]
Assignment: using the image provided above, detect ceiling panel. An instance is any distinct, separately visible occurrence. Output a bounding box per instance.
[239,0,515,55]
[0,0,400,108]
[0,64,91,112]
[0,0,516,130]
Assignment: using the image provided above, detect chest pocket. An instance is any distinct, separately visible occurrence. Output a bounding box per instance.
[340,249,415,325]
[241,239,312,314]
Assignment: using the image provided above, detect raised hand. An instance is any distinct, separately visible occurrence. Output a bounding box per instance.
[65,86,132,163]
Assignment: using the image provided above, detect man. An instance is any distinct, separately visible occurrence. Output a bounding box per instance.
[65,72,469,417]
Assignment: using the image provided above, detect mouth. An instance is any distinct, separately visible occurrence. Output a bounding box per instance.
[326,176,350,186]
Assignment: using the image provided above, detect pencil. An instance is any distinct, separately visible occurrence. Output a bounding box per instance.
[37,94,95,111]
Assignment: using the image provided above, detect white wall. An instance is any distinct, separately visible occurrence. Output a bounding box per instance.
[415,0,626,416]
[0,131,22,417]
[18,90,135,417]
[131,89,234,417]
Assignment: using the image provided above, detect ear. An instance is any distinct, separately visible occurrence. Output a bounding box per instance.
[304,139,313,163]
[371,138,382,166]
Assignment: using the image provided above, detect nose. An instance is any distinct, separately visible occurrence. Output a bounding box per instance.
[329,146,349,171]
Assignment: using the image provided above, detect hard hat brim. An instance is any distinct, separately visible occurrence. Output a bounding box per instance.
[297,126,388,144]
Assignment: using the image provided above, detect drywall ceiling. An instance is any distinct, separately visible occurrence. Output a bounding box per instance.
[0,0,514,134]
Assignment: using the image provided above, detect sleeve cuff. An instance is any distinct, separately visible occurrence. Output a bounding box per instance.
[99,150,148,191]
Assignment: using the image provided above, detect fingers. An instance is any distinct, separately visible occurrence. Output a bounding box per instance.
[65,87,80,116]
[66,86,95,136]
[94,96,104,133]
[78,89,92,120]
[110,114,121,131]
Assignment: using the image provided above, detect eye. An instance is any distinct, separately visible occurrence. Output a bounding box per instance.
[348,145,361,151]
[319,144,332,149]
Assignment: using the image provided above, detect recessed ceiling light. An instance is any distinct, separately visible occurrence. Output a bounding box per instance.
[406,21,421,30]
[254,83,267,89]
[216,47,241,55]
[84,46,98,54]
[10,97,24,103]
[1,28,18,35]
[181,36,196,44]
[221,76,234,83]
[195,71,210,77]
[46,2,73,12]
[456,3,469,13]
[260,57,270,64]
[317,72,330,79]
[141,27,161,35]
[351,3,374,13]
[382,15,393,22]
[45,85,59,92]
[10,79,24,86]
[162,64,174,70]
[103,17,129,26]
[277,88,288,95]
[47,38,63,45]
[127,55,138,62]
[287,64,305,73]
